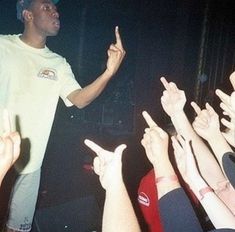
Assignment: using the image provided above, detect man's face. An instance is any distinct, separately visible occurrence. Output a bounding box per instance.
[28,0,60,37]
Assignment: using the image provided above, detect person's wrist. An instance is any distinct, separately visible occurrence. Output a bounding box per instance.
[155,174,179,185]
[207,132,224,143]
[198,186,214,201]
[105,177,125,192]
[152,154,169,166]
[103,68,115,78]
[170,110,185,119]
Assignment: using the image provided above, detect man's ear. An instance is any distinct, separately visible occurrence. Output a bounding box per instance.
[22,9,33,22]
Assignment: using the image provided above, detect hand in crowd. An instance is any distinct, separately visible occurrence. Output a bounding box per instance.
[141,111,179,199]
[106,26,126,77]
[216,89,235,119]
[141,111,169,167]
[191,102,221,142]
[192,101,233,171]
[172,135,235,229]
[216,88,235,147]
[160,77,186,117]
[84,139,126,190]
[0,109,21,185]
[172,136,203,190]
[84,139,140,232]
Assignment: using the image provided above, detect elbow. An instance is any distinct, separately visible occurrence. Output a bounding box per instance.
[75,103,86,109]
[74,101,90,109]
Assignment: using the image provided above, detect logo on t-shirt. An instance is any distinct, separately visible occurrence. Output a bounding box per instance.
[38,68,58,81]
[138,192,150,206]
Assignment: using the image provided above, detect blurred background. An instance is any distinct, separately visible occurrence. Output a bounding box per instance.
[0,0,235,231]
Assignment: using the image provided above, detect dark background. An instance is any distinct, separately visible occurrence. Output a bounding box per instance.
[0,0,235,231]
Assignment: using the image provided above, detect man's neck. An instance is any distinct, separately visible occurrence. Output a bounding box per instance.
[20,31,47,49]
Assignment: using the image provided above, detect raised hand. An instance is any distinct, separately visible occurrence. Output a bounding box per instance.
[106,26,126,77]
[141,111,169,166]
[160,77,186,117]
[172,136,200,186]
[191,102,220,142]
[216,89,235,119]
[216,89,235,147]
[0,110,21,183]
[84,139,126,190]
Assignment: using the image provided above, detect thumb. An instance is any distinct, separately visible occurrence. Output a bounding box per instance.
[114,144,127,158]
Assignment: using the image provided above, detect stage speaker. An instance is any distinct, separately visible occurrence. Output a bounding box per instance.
[32,196,102,232]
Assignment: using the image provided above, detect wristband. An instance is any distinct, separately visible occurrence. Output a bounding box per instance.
[199,186,213,200]
[156,175,179,184]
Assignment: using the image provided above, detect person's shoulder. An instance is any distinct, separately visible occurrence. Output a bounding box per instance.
[139,169,155,190]
[45,47,65,61]
[0,34,19,45]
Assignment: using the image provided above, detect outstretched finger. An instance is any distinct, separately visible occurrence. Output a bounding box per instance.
[142,111,157,128]
[221,102,235,119]
[221,118,234,130]
[160,77,170,91]
[114,144,127,157]
[84,139,104,156]
[191,101,201,115]
[205,102,217,116]
[215,89,230,104]
[115,26,124,49]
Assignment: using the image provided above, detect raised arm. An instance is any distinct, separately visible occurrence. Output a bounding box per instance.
[191,102,233,172]
[172,136,235,229]
[141,111,203,232]
[160,77,226,189]
[84,139,140,232]
[141,111,180,198]
[68,26,126,108]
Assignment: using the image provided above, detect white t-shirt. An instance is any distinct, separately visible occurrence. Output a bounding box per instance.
[0,34,81,174]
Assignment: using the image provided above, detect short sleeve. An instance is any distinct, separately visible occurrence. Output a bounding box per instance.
[59,58,82,107]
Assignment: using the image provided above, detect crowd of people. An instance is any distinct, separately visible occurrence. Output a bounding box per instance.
[1,0,235,232]
[2,73,235,232]
[84,74,235,232]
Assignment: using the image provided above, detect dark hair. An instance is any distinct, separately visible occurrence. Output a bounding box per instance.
[16,0,34,22]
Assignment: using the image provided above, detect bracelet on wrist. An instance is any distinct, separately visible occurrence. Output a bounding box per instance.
[199,186,213,200]
[156,175,179,184]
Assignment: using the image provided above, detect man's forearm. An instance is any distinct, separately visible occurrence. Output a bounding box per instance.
[170,111,226,189]
[68,69,113,108]
[207,133,233,172]
[103,182,141,232]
